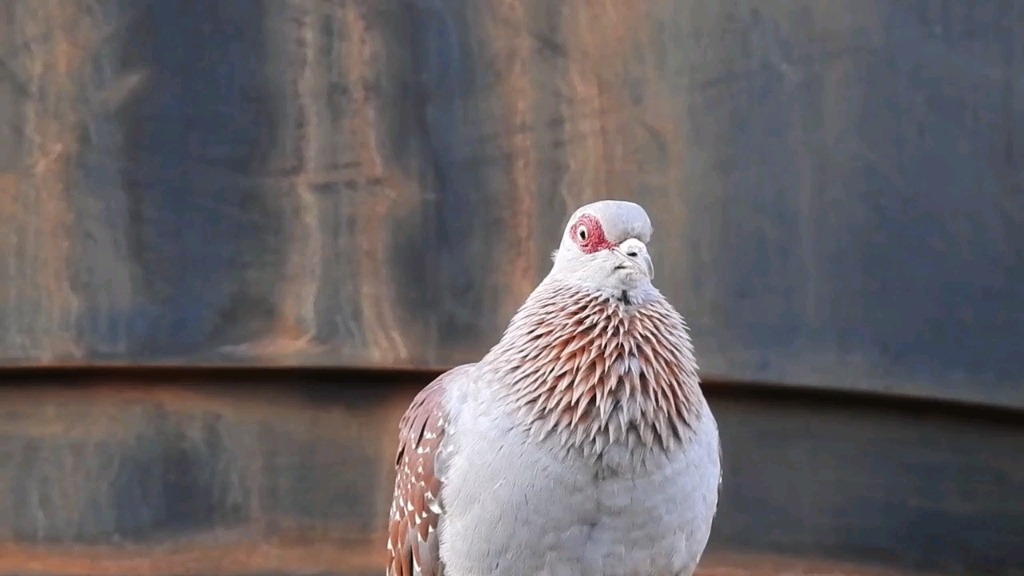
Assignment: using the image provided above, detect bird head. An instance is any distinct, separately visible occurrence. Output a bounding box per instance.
[549,200,655,300]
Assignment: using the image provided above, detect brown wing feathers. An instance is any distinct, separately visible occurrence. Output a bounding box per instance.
[386,372,452,576]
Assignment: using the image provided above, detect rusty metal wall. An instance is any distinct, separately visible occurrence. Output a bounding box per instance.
[0,380,1018,576]
[0,0,1020,410]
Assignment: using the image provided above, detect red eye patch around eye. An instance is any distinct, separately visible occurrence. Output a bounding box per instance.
[570,214,615,254]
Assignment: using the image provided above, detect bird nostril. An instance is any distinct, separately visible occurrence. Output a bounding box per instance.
[626,250,638,257]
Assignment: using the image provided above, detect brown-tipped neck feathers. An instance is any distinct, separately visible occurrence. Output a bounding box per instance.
[482,279,702,459]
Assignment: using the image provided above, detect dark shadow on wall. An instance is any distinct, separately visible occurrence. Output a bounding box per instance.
[118,0,281,358]
[693,3,1024,388]
[851,2,1024,383]
[2,385,382,544]
[387,0,501,349]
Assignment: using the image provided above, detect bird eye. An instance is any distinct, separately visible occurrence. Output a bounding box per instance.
[576,226,588,242]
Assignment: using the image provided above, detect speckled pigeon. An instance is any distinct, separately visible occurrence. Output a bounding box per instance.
[387,200,721,576]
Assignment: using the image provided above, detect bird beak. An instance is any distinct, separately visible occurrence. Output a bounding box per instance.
[615,239,654,280]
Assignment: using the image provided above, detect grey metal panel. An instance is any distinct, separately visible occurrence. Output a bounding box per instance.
[0,380,1018,574]
[710,391,1024,574]
[0,0,1020,408]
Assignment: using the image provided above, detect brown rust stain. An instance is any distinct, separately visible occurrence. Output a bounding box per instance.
[488,0,539,317]
[231,1,325,360]
[270,0,325,354]
[556,0,691,308]
[10,1,91,361]
[0,383,399,437]
[558,0,687,236]
[0,173,21,304]
[696,551,939,576]
[0,174,19,219]
[560,0,649,208]
[0,544,938,576]
[341,0,418,365]
[0,539,385,576]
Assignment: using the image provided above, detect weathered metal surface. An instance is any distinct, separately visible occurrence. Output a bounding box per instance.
[0,0,1020,408]
[710,391,1024,575]
[0,386,403,545]
[696,552,942,576]
[0,549,945,576]
[0,381,1018,575]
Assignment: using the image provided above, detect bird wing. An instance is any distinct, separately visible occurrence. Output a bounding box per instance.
[386,365,472,576]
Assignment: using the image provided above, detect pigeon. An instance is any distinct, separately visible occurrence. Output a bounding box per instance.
[387,200,721,576]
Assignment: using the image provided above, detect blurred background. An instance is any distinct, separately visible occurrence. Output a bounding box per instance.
[0,0,1021,575]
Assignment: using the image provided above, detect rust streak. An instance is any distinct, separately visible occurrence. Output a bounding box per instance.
[14,0,86,360]
[0,545,939,576]
[237,1,324,359]
[696,551,941,576]
[342,0,413,364]
[0,540,386,576]
[560,0,648,209]
[490,0,538,315]
[0,173,22,305]
[276,0,324,348]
